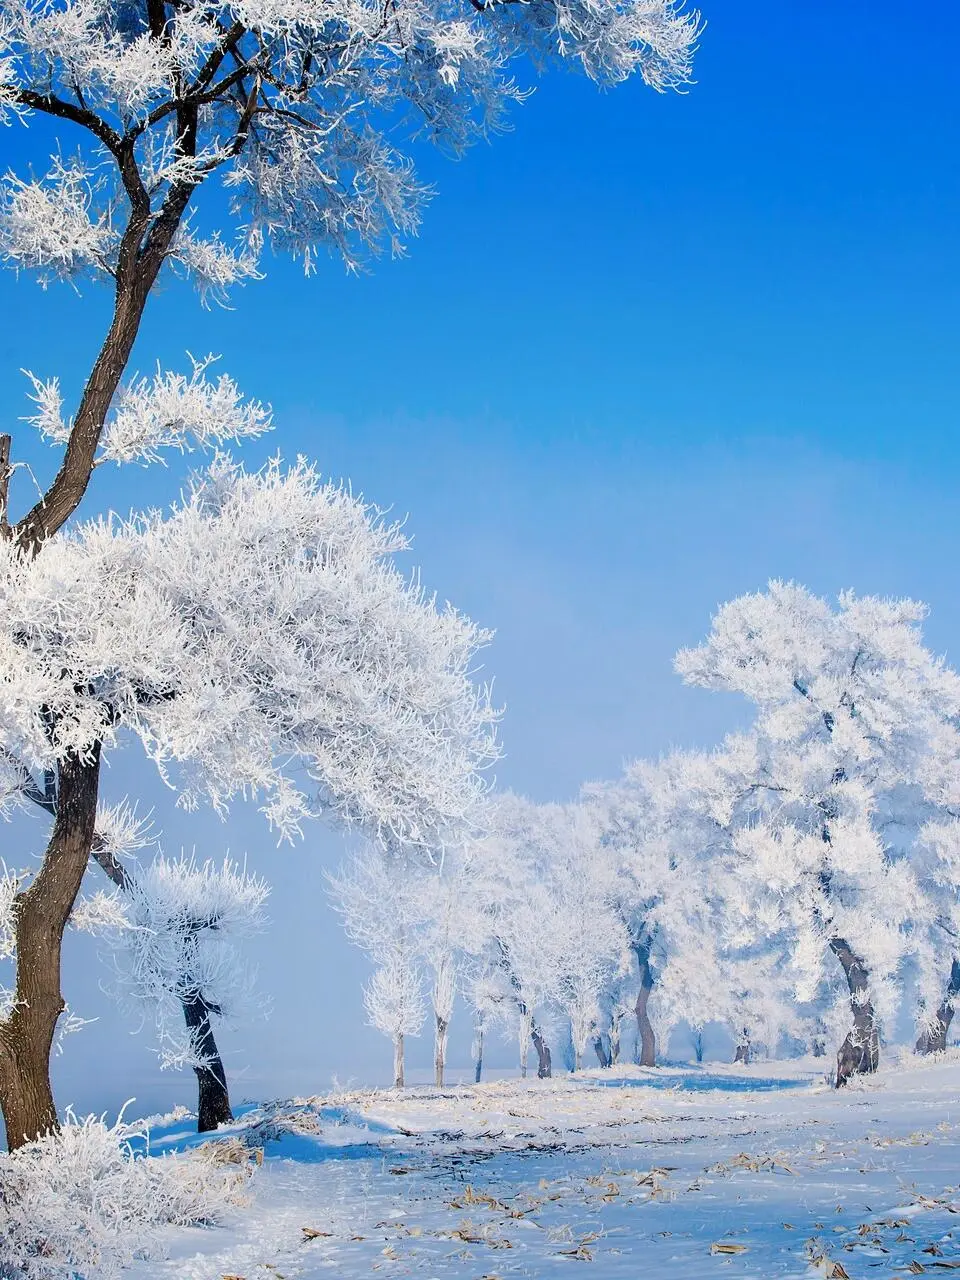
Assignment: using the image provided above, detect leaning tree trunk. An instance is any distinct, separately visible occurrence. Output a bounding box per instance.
[182,992,234,1132]
[90,839,234,1132]
[831,936,880,1086]
[634,942,657,1067]
[434,1014,449,1088]
[393,1033,405,1089]
[916,960,960,1055]
[0,750,101,1150]
[593,1035,611,1068]
[531,1022,552,1078]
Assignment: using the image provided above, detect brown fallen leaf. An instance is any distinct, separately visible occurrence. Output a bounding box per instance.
[710,1242,748,1255]
[556,1245,594,1261]
[301,1227,333,1240]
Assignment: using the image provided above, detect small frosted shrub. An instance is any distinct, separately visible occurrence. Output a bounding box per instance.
[0,1112,253,1279]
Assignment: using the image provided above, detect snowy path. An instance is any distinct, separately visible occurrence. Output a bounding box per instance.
[131,1057,960,1279]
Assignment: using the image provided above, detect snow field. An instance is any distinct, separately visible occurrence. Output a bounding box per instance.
[128,1055,960,1279]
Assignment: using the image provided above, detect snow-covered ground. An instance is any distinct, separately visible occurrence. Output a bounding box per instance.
[131,1054,960,1278]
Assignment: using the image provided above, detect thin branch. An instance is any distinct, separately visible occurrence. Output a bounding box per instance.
[15,89,121,155]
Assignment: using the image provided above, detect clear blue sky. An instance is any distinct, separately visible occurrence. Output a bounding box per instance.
[2,1,958,1109]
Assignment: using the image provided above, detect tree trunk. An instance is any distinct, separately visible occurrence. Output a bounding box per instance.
[531,1022,552,1078]
[593,1035,611,1068]
[574,1047,583,1072]
[733,1029,751,1065]
[393,1033,404,1089]
[0,749,101,1149]
[182,992,234,1132]
[91,838,235,1132]
[434,1014,448,1088]
[916,960,960,1055]
[474,1025,484,1084]
[634,942,656,1067]
[812,1018,827,1057]
[610,1013,622,1065]
[693,1029,704,1064]
[14,159,198,551]
[518,1008,531,1078]
[831,936,880,1086]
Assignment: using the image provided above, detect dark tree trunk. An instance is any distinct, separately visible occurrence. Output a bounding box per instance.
[91,838,234,1131]
[531,1022,552,1078]
[593,1035,612,1068]
[0,749,100,1149]
[693,1029,704,1064]
[916,960,960,1055]
[474,1025,484,1084]
[182,992,234,1132]
[13,143,198,551]
[831,936,880,1086]
[634,941,656,1067]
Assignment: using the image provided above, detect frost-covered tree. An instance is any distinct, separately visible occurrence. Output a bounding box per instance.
[415,851,485,1087]
[473,793,566,1078]
[332,845,485,1087]
[586,740,828,1068]
[364,956,426,1088]
[328,848,427,1088]
[677,582,960,1084]
[103,850,269,1132]
[584,750,734,1066]
[0,455,497,1147]
[7,787,251,1132]
[541,804,627,1071]
[0,0,699,549]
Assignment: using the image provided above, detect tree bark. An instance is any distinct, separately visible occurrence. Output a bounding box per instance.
[693,1029,704,1064]
[531,1022,552,1078]
[518,1008,531,1078]
[610,1012,622,1065]
[634,942,656,1067]
[592,1035,611,1068]
[182,992,234,1132]
[733,1029,751,1065]
[0,749,101,1149]
[434,1014,448,1088]
[14,153,197,550]
[812,1018,827,1057]
[831,936,880,1086]
[393,1033,404,1089]
[0,433,10,532]
[474,1025,484,1084]
[916,960,960,1055]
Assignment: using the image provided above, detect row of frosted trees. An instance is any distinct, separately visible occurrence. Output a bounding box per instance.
[0,0,699,1159]
[333,584,960,1088]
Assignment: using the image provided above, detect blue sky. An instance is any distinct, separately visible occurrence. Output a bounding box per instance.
[2,1,959,1109]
